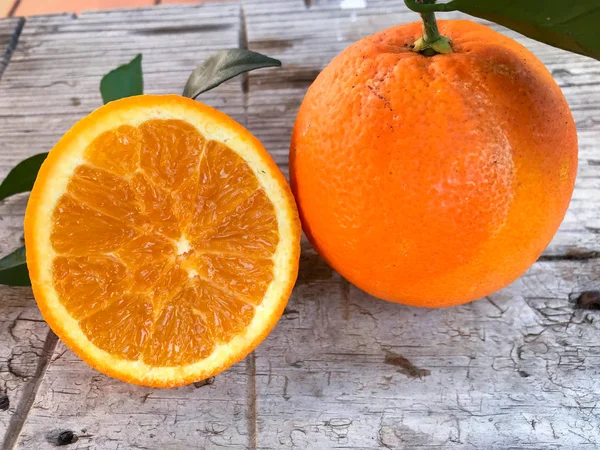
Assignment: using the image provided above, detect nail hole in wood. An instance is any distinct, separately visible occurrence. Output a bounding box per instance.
[46,429,78,446]
[575,291,600,310]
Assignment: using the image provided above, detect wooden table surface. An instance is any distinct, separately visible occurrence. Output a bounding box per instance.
[0,1,599,449]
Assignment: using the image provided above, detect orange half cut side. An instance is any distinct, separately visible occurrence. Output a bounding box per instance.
[25,95,301,387]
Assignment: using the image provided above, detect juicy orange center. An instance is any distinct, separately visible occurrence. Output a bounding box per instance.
[50,119,279,366]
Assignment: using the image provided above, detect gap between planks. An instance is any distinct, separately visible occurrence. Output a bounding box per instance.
[239,7,258,448]
[246,351,258,450]
[0,16,47,450]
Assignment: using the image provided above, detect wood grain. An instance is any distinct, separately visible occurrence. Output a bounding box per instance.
[251,240,600,449]
[0,3,253,449]
[0,0,599,448]
[0,16,45,450]
[244,1,600,448]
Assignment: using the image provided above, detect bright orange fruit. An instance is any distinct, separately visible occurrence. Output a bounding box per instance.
[290,20,578,308]
[25,95,300,387]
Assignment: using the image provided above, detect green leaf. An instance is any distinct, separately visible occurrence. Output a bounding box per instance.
[0,153,48,202]
[0,247,30,287]
[447,0,600,60]
[183,49,281,99]
[100,54,144,104]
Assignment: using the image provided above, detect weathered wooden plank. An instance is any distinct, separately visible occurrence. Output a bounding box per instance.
[245,3,600,448]
[251,240,600,449]
[0,16,53,449]
[16,343,252,449]
[0,3,257,449]
[0,286,55,450]
[0,4,245,174]
[0,1,599,449]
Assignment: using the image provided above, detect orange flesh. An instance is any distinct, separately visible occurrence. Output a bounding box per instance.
[50,119,279,366]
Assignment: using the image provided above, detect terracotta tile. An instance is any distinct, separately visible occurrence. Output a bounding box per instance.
[161,0,230,3]
[16,0,154,16]
[0,0,16,17]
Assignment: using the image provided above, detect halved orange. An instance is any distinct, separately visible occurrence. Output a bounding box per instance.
[24,95,300,387]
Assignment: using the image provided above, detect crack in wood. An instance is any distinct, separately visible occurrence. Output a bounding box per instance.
[132,24,233,36]
[341,278,350,321]
[239,4,250,96]
[537,251,600,262]
[2,330,58,450]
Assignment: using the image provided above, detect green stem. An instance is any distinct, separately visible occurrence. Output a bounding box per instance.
[405,0,453,56]
[404,0,458,13]
[421,10,441,43]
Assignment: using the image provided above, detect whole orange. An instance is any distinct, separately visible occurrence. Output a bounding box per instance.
[290,20,578,308]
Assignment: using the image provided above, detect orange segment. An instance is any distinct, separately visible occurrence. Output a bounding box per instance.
[25,95,300,387]
[191,279,256,342]
[80,294,153,361]
[129,172,181,239]
[193,190,280,258]
[139,119,205,191]
[51,194,136,254]
[84,125,141,176]
[67,165,148,228]
[192,253,274,303]
[52,255,129,320]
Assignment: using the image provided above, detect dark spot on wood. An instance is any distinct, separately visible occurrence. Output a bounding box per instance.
[193,377,215,388]
[70,97,81,106]
[0,394,9,411]
[575,291,600,310]
[297,244,333,285]
[551,68,572,78]
[252,66,320,89]
[252,66,321,90]
[285,68,321,85]
[290,360,304,368]
[46,429,77,446]
[384,352,430,378]
[250,39,294,52]
[133,24,232,36]
[283,308,300,320]
[518,370,530,378]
